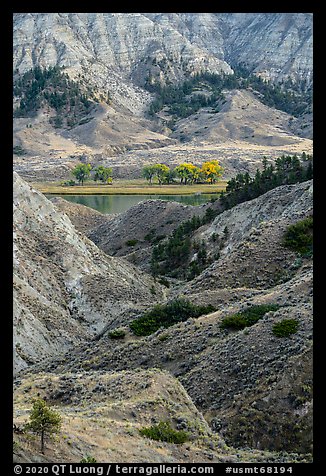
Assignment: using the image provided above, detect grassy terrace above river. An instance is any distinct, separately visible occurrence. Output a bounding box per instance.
[31,178,228,195]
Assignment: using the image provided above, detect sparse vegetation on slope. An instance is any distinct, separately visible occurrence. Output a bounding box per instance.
[150,207,220,279]
[150,154,313,280]
[146,66,312,119]
[13,66,98,128]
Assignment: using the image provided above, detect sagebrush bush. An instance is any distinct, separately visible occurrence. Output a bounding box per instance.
[272,319,299,337]
[80,456,97,463]
[139,421,190,444]
[108,328,126,339]
[220,314,247,330]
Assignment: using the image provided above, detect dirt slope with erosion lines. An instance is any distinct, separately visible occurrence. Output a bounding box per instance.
[50,197,115,236]
[25,262,312,455]
[13,93,313,183]
[87,199,208,269]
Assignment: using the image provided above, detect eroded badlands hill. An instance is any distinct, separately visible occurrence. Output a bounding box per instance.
[16,179,313,459]
[13,173,165,373]
[13,13,312,96]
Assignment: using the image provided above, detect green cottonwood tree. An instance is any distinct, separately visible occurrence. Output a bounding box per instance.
[93,165,113,183]
[142,164,158,184]
[26,398,62,453]
[72,162,92,185]
[154,164,170,185]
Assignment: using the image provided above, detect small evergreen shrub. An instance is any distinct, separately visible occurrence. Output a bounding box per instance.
[220,304,280,330]
[144,230,156,242]
[130,298,215,336]
[125,239,138,247]
[108,328,126,339]
[272,319,299,337]
[282,216,313,256]
[139,421,190,444]
[157,277,170,288]
[220,314,247,330]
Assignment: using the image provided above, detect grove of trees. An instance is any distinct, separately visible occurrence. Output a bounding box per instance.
[142,160,223,185]
[68,163,113,186]
[13,66,99,128]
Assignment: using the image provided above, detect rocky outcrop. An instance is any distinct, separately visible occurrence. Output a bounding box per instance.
[13,173,165,373]
[13,13,232,114]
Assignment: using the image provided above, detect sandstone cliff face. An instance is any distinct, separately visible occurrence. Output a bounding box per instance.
[13,173,165,373]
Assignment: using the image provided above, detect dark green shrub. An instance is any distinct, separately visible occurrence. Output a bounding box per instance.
[108,328,126,339]
[13,145,26,155]
[152,234,166,244]
[144,229,156,242]
[282,216,313,256]
[139,421,190,444]
[157,277,170,288]
[61,179,76,186]
[220,314,247,330]
[220,304,280,330]
[272,319,299,337]
[126,239,138,247]
[130,298,215,336]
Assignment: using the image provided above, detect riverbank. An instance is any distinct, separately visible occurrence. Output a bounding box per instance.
[31,179,228,195]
